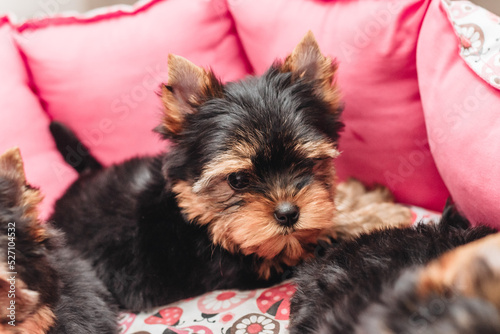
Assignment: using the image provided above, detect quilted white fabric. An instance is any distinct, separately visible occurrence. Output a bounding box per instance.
[441,0,500,89]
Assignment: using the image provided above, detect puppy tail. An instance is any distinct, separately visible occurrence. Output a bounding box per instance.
[440,198,470,230]
[49,121,103,174]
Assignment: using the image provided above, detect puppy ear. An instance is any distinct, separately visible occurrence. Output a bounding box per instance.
[0,147,44,222]
[281,31,336,83]
[0,147,26,184]
[280,31,341,113]
[158,54,223,137]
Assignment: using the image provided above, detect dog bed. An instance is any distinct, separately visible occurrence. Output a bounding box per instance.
[1,0,499,332]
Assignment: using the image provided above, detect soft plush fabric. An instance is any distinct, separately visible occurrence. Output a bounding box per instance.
[418,0,500,229]
[0,18,77,219]
[15,0,252,167]
[229,0,449,211]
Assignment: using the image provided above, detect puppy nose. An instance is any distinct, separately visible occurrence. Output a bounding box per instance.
[274,202,300,227]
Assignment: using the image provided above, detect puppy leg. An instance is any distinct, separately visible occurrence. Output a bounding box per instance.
[417,232,500,308]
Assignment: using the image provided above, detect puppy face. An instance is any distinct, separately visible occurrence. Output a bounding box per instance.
[158,32,343,272]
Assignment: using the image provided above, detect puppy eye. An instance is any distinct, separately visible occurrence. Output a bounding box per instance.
[296,177,312,190]
[227,172,250,190]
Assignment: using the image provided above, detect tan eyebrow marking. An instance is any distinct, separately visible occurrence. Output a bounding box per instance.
[192,141,256,193]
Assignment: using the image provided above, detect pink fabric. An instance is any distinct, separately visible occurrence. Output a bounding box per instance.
[229,0,449,210]
[0,19,77,219]
[418,0,500,228]
[15,0,252,166]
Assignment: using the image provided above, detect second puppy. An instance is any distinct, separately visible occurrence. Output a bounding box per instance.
[290,205,498,334]
[0,148,117,333]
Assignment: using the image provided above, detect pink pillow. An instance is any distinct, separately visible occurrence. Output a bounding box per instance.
[418,0,500,228]
[229,0,449,210]
[15,0,252,166]
[0,18,77,219]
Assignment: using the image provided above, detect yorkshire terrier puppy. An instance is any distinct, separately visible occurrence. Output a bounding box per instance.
[0,148,117,333]
[50,32,410,312]
[358,232,500,333]
[290,205,498,334]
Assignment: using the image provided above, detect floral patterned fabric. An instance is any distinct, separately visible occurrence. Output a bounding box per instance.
[441,0,500,89]
[118,206,440,334]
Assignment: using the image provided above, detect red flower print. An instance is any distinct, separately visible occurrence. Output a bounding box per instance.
[198,290,256,314]
[257,282,296,320]
[144,307,183,326]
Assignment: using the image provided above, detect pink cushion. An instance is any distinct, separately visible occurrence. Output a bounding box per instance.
[15,0,252,166]
[0,18,77,219]
[418,0,500,228]
[229,0,449,211]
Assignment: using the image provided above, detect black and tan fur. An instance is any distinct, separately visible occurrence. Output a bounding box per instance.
[290,204,499,334]
[0,148,117,333]
[50,32,411,312]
